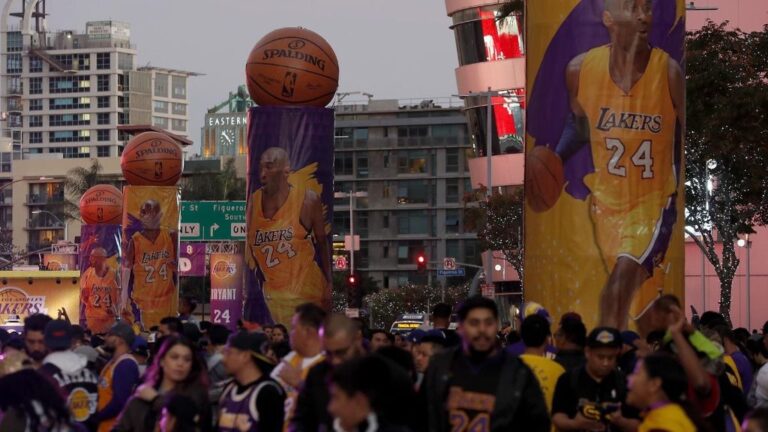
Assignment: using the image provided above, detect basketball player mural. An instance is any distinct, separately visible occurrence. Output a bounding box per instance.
[525,0,684,331]
[122,199,178,327]
[246,147,332,326]
[81,247,119,334]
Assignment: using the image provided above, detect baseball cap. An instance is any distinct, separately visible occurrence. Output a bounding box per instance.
[523,302,552,323]
[131,336,149,358]
[587,327,622,349]
[420,329,448,346]
[227,331,276,372]
[44,319,72,351]
[108,322,136,347]
[406,329,427,344]
[621,331,641,348]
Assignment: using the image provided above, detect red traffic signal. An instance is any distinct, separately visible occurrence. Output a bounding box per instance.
[348,275,357,285]
[416,254,427,273]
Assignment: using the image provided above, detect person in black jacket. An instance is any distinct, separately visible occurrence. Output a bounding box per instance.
[424,296,550,432]
[291,314,366,431]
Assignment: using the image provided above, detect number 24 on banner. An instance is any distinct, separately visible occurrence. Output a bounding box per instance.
[213,309,231,324]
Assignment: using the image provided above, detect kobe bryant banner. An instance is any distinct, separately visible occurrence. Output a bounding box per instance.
[524,0,685,334]
[245,106,334,326]
[121,186,180,329]
[210,253,244,331]
[79,224,121,334]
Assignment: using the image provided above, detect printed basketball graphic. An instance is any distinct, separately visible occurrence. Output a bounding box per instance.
[80,185,123,225]
[121,132,182,186]
[246,27,339,107]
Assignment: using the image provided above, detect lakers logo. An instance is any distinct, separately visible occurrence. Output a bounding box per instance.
[213,260,237,279]
[68,388,95,422]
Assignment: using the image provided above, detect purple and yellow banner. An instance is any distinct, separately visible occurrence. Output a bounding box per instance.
[0,272,80,330]
[524,0,685,333]
[79,224,121,334]
[245,106,334,326]
[180,242,206,277]
[210,253,244,331]
[43,253,78,271]
[121,186,179,329]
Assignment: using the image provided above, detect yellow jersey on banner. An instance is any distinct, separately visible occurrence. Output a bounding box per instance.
[248,185,326,312]
[130,230,175,303]
[579,45,677,211]
[81,267,118,333]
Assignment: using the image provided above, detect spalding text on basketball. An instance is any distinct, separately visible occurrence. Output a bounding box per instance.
[262,48,326,72]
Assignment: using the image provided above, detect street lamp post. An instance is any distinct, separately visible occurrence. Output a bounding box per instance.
[31,209,68,242]
[737,234,751,329]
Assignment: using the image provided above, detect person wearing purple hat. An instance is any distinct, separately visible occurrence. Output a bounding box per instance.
[39,319,100,428]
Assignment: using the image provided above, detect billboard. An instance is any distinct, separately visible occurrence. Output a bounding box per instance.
[210,253,244,331]
[245,106,334,326]
[79,225,122,334]
[524,0,685,333]
[0,272,81,328]
[121,186,180,328]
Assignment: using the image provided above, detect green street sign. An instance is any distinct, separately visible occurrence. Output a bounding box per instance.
[180,201,246,241]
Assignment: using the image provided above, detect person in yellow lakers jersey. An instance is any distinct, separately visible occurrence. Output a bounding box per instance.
[123,199,177,328]
[247,147,332,326]
[549,0,684,331]
[81,247,119,334]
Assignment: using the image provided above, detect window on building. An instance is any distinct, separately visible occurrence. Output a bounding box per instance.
[446,240,460,261]
[383,245,389,258]
[356,156,368,178]
[398,211,430,235]
[465,240,480,265]
[353,128,368,143]
[172,103,186,115]
[153,116,168,128]
[446,178,460,203]
[446,148,460,173]
[397,241,425,265]
[97,129,110,142]
[332,212,349,236]
[334,153,353,176]
[50,114,90,126]
[397,149,428,174]
[50,97,90,110]
[154,101,168,113]
[117,53,133,70]
[29,55,43,73]
[397,126,428,146]
[75,54,90,71]
[382,213,389,228]
[97,113,110,125]
[172,75,186,99]
[118,74,129,92]
[6,54,21,73]
[6,31,22,52]
[445,209,460,234]
[154,73,168,97]
[28,116,42,127]
[29,77,43,94]
[97,146,110,157]
[49,76,90,93]
[397,180,430,204]
[98,96,110,108]
[118,112,129,125]
[171,119,186,132]
[29,132,42,144]
[48,146,90,158]
[97,74,110,92]
[96,53,110,70]
[29,99,43,111]
[49,130,90,143]
[118,96,128,108]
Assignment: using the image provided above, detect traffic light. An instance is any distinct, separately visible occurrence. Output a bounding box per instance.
[416,254,427,273]
[348,274,357,286]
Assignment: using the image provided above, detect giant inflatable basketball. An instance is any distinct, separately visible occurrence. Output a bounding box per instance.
[246,27,339,107]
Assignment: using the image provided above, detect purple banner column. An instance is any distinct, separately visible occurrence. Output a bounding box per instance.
[179,242,207,277]
[244,106,334,326]
[210,253,244,331]
[79,224,122,334]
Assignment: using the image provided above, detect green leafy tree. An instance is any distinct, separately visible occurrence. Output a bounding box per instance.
[181,158,246,201]
[364,283,469,330]
[685,23,768,322]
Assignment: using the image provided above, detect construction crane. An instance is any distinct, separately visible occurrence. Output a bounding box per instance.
[207,85,253,113]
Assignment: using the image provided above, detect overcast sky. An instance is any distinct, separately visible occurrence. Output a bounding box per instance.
[47,0,460,154]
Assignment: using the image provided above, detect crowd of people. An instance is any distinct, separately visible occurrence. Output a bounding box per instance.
[0,294,767,431]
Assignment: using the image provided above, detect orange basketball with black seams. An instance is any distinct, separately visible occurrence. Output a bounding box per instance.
[525,145,565,213]
[80,184,123,224]
[246,27,339,107]
[120,132,182,186]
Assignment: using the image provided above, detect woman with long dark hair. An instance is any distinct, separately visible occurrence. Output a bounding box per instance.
[113,336,211,432]
[627,352,712,432]
[0,368,81,431]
